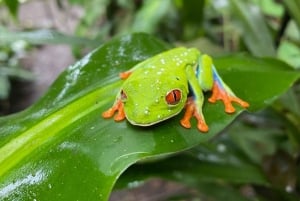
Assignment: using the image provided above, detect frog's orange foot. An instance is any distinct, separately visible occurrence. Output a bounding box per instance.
[102,99,126,121]
[180,98,209,133]
[208,82,249,113]
[119,71,132,80]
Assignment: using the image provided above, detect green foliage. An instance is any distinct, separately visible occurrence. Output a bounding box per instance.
[1,0,300,200]
[0,33,299,201]
[228,0,276,57]
[0,28,94,46]
[3,0,19,17]
[0,40,34,99]
[283,0,300,29]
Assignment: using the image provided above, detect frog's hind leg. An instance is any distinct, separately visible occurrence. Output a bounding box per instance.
[208,62,249,113]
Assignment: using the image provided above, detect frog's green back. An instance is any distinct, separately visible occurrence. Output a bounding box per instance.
[121,47,200,126]
[132,47,200,72]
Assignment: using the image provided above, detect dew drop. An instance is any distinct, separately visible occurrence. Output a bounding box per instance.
[217,144,226,153]
[285,185,293,193]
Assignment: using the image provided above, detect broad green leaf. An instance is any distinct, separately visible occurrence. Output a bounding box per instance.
[213,55,300,111]
[118,155,260,201]
[117,150,269,189]
[115,137,268,200]
[0,33,299,201]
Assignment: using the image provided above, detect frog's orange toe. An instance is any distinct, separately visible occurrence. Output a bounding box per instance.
[119,71,132,79]
[180,98,208,133]
[197,122,209,133]
[180,119,191,129]
[114,108,126,121]
[102,109,115,118]
[102,99,126,121]
[209,82,249,113]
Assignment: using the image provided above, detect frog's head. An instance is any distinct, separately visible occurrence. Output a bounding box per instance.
[120,76,188,126]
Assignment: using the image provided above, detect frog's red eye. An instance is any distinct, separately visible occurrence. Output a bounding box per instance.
[120,90,127,101]
[165,89,181,105]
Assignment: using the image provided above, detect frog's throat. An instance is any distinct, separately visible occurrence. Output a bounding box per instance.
[125,110,181,127]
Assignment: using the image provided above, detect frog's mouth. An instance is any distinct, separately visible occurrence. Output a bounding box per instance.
[125,110,181,127]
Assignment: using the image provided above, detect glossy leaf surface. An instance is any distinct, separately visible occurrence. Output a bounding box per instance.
[0,33,299,201]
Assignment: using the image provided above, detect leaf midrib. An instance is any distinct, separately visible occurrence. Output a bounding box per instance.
[0,81,121,177]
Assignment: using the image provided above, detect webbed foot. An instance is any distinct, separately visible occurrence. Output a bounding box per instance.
[102,99,126,121]
[180,98,209,133]
[209,82,249,113]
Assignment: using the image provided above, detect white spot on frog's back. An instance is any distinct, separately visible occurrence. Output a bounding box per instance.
[160,58,166,65]
[181,51,188,57]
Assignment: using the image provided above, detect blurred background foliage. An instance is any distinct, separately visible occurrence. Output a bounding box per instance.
[0,0,300,200]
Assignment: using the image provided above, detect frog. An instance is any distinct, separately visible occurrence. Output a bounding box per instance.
[102,47,249,132]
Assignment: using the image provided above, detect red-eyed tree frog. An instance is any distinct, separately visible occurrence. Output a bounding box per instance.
[102,47,249,132]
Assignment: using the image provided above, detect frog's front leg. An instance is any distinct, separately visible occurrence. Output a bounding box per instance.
[102,90,126,121]
[102,64,138,120]
[199,55,249,113]
[119,71,132,79]
[102,98,125,121]
[180,65,209,132]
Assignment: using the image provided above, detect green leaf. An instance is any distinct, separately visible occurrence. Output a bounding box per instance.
[0,27,94,46]
[131,0,173,33]
[3,0,19,17]
[0,66,35,80]
[117,151,269,189]
[214,55,300,111]
[283,0,300,29]
[229,0,276,57]
[0,33,299,201]
[116,138,268,200]
[0,75,10,99]
[278,40,300,69]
